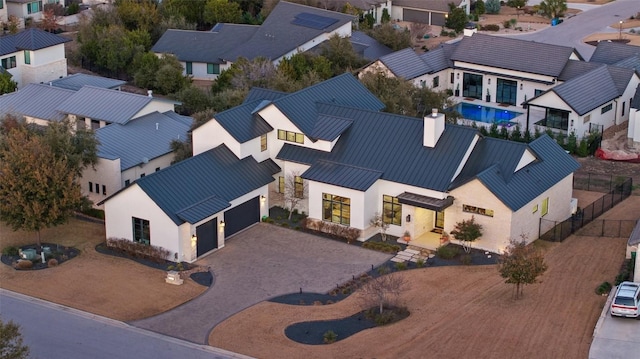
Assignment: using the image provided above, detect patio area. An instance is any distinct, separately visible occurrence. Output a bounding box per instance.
[450,96,547,133]
[398,230,444,250]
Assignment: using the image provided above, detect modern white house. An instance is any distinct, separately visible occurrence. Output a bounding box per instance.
[5,0,65,23]
[152,1,354,81]
[102,74,579,262]
[0,28,69,88]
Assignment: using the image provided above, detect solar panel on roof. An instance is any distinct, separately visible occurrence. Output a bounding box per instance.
[291,12,339,30]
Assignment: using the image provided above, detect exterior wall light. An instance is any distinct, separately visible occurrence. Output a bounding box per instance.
[219,221,225,228]
[406,215,411,223]
[191,234,197,242]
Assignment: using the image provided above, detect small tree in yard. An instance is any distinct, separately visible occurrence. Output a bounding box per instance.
[0,317,29,359]
[369,212,390,241]
[498,237,548,299]
[450,216,483,253]
[359,273,408,314]
[281,171,307,220]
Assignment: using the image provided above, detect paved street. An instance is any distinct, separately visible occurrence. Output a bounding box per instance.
[506,0,638,59]
[589,289,640,358]
[131,223,392,344]
[0,289,250,359]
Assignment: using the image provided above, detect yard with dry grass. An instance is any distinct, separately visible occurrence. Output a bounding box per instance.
[0,217,206,321]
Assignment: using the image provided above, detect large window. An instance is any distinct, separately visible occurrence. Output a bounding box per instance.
[382,195,401,225]
[277,129,304,144]
[0,0,3,9]
[278,176,284,193]
[132,217,150,245]
[542,108,569,130]
[462,73,483,100]
[432,76,439,88]
[207,63,220,74]
[463,204,494,217]
[496,78,517,105]
[601,103,612,114]
[27,1,42,14]
[1,56,16,69]
[323,193,350,225]
[294,176,304,198]
[260,134,267,151]
[541,198,549,217]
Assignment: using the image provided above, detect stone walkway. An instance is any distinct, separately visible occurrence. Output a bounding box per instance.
[391,246,434,263]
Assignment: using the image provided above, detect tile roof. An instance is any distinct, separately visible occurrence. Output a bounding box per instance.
[349,31,393,60]
[0,28,70,56]
[302,160,383,191]
[151,25,259,63]
[558,60,601,82]
[95,111,192,171]
[214,100,274,143]
[379,48,430,79]
[419,42,456,73]
[450,33,575,77]
[613,55,640,72]
[56,86,153,124]
[0,83,72,121]
[134,145,278,225]
[278,103,479,192]
[269,73,385,140]
[552,65,629,115]
[49,74,126,91]
[589,41,640,65]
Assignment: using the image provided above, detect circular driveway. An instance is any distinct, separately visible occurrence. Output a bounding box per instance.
[130,223,392,344]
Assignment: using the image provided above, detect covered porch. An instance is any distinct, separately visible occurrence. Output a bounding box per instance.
[395,192,453,250]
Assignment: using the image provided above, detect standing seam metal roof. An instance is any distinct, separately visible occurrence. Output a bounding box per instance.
[213,100,274,143]
[56,86,152,124]
[0,83,73,121]
[0,28,70,56]
[49,74,127,91]
[552,65,625,116]
[302,160,383,191]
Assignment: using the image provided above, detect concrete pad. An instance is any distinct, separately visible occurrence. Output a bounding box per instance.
[589,288,640,358]
[390,257,406,263]
[404,248,420,255]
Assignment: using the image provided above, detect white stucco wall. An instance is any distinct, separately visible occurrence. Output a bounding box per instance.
[179,61,232,81]
[82,157,121,208]
[0,0,7,23]
[192,118,239,156]
[628,108,640,147]
[132,100,176,120]
[120,153,174,186]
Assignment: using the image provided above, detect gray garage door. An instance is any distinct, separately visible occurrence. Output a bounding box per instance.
[403,8,429,24]
[431,12,446,26]
[224,196,260,237]
[196,217,218,256]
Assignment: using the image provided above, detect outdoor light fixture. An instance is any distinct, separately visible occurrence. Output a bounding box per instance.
[406,215,411,223]
[488,79,491,85]
[570,119,574,127]
[260,195,266,203]
[219,221,225,228]
[520,83,523,90]
[456,73,460,80]
[191,234,197,242]
[619,20,623,40]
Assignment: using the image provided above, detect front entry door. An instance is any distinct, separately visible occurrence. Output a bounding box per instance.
[435,211,445,229]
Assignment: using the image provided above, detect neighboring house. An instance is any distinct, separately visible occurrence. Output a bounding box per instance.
[152,1,354,80]
[0,83,73,124]
[628,221,640,282]
[49,73,126,91]
[84,110,192,208]
[103,74,579,262]
[630,86,640,147]
[388,0,470,25]
[6,0,64,23]
[0,28,69,88]
[348,31,393,61]
[1,0,8,23]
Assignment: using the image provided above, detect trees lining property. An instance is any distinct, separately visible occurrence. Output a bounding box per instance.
[498,237,548,299]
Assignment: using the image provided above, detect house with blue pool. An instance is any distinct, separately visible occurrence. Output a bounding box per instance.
[360,33,640,138]
[101,74,579,262]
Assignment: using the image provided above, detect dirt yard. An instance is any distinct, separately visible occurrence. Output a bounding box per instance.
[0,218,206,321]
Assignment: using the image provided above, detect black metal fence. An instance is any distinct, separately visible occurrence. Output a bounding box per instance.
[573,172,630,193]
[577,219,638,238]
[540,176,633,242]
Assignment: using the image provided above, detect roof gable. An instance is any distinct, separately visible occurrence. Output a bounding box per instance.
[349,31,393,60]
[213,100,274,143]
[49,74,126,91]
[552,65,621,115]
[590,41,640,65]
[450,33,575,77]
[0,28,70,56]
[135,145,278,225]
[0,83,73,121]
[379,48,431,79]
[56,86,152,124]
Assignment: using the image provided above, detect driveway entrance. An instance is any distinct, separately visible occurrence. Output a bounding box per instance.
[131,223,392,344]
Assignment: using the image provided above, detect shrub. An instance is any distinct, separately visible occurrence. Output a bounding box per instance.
[416,258,426,268]
[503,20,511,29]
[481,24,500,31]
[436,245,459,259]
[2,246,19,256]
[48,258,59,267]
[362,242,401,253]
[15,260,33,269]
[485,0,501,14]
[106,237,171,263]
[595,281,612,295]
[377,265,390,275]
[280,222,290,228]
[461,254,473,265]
[394,262,407,271]
[323,330,337,344]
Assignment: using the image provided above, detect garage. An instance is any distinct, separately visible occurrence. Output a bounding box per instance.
[403,8,429,24]
[196,217,218,256]
[224,196,260,237]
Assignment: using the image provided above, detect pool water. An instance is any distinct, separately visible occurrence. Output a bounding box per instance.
[454,102,522,124]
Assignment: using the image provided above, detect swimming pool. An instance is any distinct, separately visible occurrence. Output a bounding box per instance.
[454,102,523,125]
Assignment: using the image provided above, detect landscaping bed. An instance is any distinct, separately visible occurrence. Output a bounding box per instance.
[1,243,79,270]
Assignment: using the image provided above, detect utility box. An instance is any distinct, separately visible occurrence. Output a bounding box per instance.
[165,271,184,285]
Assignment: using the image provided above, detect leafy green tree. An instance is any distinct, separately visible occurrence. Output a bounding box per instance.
[278,52,332,81]
[115,0,161,34]
[359,72,414,115]
[507,0,527,8]
[0,72,18,95]
[361,13,375,29]
[175,85,215,115]
[132,51,161,89]
[155,54,191,95]
[0,317,29,359]
[381,8,390,23]
[160,0,207,28]
[0,117,96,246]
[204,0,243,25]
[366,23,411,51]
[450,216,483,253]
[485,0,501,14]
[498,237,548,299]
[445,3,468,33]
[539,0,566,19]
[475,0,486,15]
[320,34,367,74]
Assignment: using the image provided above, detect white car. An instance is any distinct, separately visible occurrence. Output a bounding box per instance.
[610,282,640,318]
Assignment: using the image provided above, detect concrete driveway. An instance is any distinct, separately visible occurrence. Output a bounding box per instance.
[131,223,392,344]
[589,289,640,358]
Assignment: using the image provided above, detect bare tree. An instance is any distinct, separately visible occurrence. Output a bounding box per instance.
[359,273,408,314]
[498,236,548,299]
[280,171,308,220]
[370,212,390,241]
[409,22,430,40]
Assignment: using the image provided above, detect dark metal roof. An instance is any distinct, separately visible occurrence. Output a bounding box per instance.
[151,25,259,63]
[419,42,456,74]
[450,33,575,77]
[590,41,640,65]
[558,60,601,82]
[243,87,288,103]
[471,135,580,211]
[214,100,274,143]
[176,195,231,224]
[0,28,70,56]
[271,73,385,139]
[632,85,640,110]
[350,31,393,61]
[309,114,353,141]
[95,111,192,171]
[278,103,479,192]
[49,74,126,91]
[613,55,640,72]
[397,192,454,211]
[135,145,277,225]
[302,160,382,191]
[552,65,622,116]
[56,86,153,124]
[0,83,72,121]
[379,48,430,80]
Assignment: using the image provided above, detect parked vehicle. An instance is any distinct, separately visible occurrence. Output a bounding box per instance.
[610,282,640,318]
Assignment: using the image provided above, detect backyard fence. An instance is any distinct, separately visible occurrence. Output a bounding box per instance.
[573,172,630,193]
[576,219,638,238]
[540,176,633,242]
